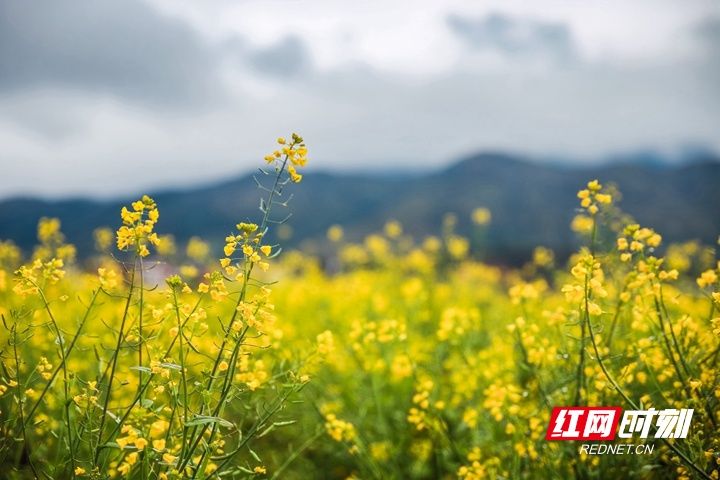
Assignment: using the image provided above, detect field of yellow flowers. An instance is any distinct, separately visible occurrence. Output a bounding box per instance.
[1,135,719,479]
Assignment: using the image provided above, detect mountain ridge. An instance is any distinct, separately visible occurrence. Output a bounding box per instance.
[1,152,718,263]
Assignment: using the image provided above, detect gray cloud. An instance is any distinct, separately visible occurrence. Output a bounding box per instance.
[247,35,311,77]
[696,17,720,48]
[0,2,717,198]
[695,17,720,82]
[447,12,576,64]
[0,0,221,107]
[676,16,720,118]
[0,92,91,139]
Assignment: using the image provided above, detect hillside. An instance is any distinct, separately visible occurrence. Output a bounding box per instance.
[1,153,718,263]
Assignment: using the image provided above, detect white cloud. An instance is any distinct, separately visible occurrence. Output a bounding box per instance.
[0,0,717,198]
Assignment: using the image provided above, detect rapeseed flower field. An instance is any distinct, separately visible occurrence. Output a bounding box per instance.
[1,135,719,479]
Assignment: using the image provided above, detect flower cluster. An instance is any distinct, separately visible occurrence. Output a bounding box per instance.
[562,253,607,315]
[457,447,502,480]
[223,222,272,272]
[471,207,492,226]
[264,133,308,183]
[571,180,612,233]
[324,413,356,442]
[14,257,65,296]
[577,179,612,215]
[316,330,336,356]
[617,224,662,262]
[116,195,160,257]
[34,217,76,263]
[697,263,719,289]
[407,378,437,431]
[436,306,480,341]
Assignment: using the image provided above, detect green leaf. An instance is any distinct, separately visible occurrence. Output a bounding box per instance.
[160,362,182,370]
[273,420,297,427]
[184,415,234,428]
[248,447,262,463]
[129,366,152,373]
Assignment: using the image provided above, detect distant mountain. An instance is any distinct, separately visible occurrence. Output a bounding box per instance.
[1,153,718,264]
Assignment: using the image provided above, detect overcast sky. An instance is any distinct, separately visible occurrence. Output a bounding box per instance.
[0,0,718,198]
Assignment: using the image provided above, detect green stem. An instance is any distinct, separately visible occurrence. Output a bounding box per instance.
[35,284,77,476]
[26,289,99,424]
[172,288,190,464]
[94,257,137,465]
[10,321,40,478]
[269,429,323,480]
[574,217,598,405]
[606,277,630,350]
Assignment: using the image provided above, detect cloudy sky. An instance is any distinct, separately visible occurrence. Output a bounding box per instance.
[0,0,718,198]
